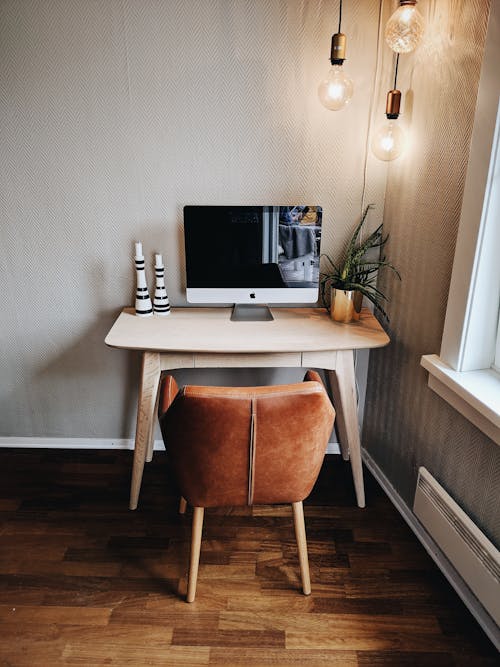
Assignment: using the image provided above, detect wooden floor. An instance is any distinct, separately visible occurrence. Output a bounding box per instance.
[0,449,497,666]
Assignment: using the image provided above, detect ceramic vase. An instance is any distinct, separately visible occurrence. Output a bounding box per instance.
[153,253,171,316]
[134,242,153,317]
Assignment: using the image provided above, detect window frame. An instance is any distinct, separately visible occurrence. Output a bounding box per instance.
[494,307,500,373]
[421,2,500,446]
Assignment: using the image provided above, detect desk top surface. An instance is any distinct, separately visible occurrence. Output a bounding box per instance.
[105,307,390,354]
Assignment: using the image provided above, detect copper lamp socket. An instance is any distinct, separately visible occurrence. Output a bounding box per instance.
[400,0,417,5]
[385,89,401,119]
[330,33,346,65]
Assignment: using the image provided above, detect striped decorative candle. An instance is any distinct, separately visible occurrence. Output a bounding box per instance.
[153,253,171,316]
[134,242,153,317]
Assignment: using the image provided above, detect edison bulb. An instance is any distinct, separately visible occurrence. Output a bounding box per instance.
[318,65,354,111]
[372,120,406,161]
[385,1,424,53]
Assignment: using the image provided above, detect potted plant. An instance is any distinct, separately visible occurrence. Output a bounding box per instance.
[320,205,400,323]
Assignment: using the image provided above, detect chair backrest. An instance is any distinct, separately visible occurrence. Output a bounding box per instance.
[158,371,335,508]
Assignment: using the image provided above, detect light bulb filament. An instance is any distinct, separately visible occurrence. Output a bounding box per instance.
[400,7,414,23]
[381,135,395,152]
[318,65,353,111]
[372,120,406,161]
[328,82,345,100]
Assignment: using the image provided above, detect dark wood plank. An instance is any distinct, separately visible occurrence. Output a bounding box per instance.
[172,628,285,648]
[208,647,358,665]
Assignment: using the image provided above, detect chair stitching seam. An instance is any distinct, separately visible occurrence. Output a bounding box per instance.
[248,398,257,506]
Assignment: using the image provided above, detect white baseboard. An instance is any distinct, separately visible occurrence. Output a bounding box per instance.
[362,448,500,651]
[326,442,341,454]
[0,437,159,450]
[0,437,341,454]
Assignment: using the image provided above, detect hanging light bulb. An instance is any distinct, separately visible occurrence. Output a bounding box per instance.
[372,101,406,161]
[372,57,406,161]
[385,0,424,54]
[318,62,354,111]
[318,1,354,111]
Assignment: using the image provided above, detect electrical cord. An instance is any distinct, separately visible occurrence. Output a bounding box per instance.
[355,0,384,406]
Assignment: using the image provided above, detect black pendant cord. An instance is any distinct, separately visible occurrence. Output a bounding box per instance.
[338,0,343,33]
[393,53,400,89]
[386,53,402,119]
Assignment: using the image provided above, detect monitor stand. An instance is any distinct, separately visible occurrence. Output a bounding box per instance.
[230,304,274,322]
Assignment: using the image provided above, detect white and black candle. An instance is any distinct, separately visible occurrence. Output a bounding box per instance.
[153,253,171,316]
[134,242,153,317]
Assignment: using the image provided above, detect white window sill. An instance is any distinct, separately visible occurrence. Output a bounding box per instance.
[421,354,500,446]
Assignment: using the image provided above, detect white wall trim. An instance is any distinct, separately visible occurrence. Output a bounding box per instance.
[0,437,161,450]
[362,448,500,651]
[326,442,341,455]
[0,437,341,454]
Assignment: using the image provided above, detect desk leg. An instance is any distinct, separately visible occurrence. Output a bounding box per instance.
[130,351,161,510]
[327,350,365,508]
[145,387,160,463]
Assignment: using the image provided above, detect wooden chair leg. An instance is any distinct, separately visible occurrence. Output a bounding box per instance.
[186,507,204,603]
[292,501,311,596]
[179,496,187,514]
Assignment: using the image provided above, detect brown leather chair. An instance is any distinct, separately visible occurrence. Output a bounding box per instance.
[158,370,335,602]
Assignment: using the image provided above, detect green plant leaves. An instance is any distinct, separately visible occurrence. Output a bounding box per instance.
[320,205,400,320]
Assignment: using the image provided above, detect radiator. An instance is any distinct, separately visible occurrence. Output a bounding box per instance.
[414,467,500,626]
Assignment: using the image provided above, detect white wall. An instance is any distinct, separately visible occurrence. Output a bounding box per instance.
[0,0,387,439]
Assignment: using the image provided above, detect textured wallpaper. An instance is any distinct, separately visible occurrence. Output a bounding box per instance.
[3,0,496,550]
[363,0,499,546]
[0,0,387,438]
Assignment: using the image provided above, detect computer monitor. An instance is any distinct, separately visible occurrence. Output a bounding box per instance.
[184,205,322,320]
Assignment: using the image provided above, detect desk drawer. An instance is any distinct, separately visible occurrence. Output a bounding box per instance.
[159,353,195,370]
[194,352,302,368]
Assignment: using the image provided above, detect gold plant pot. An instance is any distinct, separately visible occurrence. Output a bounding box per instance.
[330,288,363,323]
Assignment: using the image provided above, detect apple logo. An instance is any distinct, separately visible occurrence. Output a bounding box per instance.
[250,292,256,299]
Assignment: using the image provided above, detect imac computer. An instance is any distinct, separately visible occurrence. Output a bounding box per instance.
[184,205,322,320]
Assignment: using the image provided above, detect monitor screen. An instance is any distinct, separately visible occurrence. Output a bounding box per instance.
[184,205,322,308]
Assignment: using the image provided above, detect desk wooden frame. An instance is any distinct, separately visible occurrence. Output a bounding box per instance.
[105,307,389,510]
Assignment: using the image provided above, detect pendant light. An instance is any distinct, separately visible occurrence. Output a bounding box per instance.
[318,0,354,111]
[372,55,406,161]
[385,0,424,54]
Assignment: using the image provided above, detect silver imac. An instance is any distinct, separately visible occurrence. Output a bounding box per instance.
[184,205,322,321]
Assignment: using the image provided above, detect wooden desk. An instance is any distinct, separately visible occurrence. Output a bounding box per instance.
[105,307,389,510]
